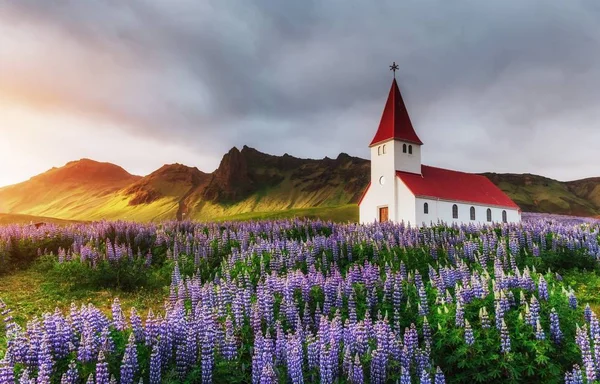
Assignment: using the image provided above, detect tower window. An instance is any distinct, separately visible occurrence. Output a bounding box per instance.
[502,210,507,223]
[452,204,458,219]
[408,145,413,154]
[486,208,492,222]
[424,202,429,214]
[377,146,381,155]
[470,206,475,220]
[403,143,407,153]
[382,144,386,154]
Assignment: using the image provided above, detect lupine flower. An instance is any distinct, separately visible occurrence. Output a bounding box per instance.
[585,304,592,323]
[568,290,578,309]
[420,368,431,384]
[0,357,14,384]
[535,320,545,341]
[500,320,511,354]
[434,366,445,384]
[350,354,363,384]
[61,360,79,384]
[549,308,562,344]
[149,345,161,384]
[96,351,110,384]
[464,320,474,345]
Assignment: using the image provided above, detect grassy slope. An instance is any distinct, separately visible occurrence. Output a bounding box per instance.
[0,266,166,324]
[484,173,600,217]
[0,213,80,225]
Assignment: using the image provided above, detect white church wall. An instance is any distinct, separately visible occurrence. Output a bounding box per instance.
[395,177,416,226]
[415,197,521,226]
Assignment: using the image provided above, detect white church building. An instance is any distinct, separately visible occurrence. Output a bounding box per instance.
[358,75,521,226]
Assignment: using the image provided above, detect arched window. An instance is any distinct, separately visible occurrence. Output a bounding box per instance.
[403,144,407,153]
[470,206,476,220]
[382,144,386,154]
[377,146,381,155]
[424,202,429,214]
[486,208,492,222]
[408,145,413,154]
[502,210,507,223]
[452,204,458,219]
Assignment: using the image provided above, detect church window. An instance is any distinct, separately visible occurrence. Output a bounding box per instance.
[487,208,492,222]
[470,206,476,220]
[452,204,458,219]
[408,145,413,154]
[403,144,407,153]
[502,210,507,223]
[382,144,386,154]
[378,146,381,155]
[424,202,429,214]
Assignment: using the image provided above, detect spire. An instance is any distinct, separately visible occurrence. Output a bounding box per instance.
[369,77,423,147]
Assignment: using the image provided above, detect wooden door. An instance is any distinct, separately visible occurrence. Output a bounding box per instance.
[379,206,389,222]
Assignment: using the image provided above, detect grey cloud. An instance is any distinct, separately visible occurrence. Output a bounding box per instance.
[1,0,600,180]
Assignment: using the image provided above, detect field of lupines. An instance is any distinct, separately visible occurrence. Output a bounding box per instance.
[0,214,599,383]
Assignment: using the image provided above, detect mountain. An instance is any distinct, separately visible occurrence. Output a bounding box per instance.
[482,173,600,217]
[0,147,598,222]
[0,147,369,222]
[0,159,141,219]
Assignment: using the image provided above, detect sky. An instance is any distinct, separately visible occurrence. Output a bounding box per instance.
[1,0,600,187]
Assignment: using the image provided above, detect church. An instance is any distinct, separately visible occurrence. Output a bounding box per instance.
[358,68,521,226]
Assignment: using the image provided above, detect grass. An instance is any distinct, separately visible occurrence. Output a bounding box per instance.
[0,265,167,325]
[0,213,81,225]
[562,269,600,314]
[209,204,359,223]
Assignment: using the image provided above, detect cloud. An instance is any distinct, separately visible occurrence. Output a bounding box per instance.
[1,0,599,183]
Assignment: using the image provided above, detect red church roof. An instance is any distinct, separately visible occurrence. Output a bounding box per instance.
[396,165,519,209]
[370,78,423,147]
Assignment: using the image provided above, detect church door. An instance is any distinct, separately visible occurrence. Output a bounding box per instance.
[379,206,389,222]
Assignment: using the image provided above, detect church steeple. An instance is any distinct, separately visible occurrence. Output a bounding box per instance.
[369,77,423,147]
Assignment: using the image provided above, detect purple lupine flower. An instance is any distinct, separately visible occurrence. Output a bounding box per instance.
[423,317,432,346]
[0,356,14,384]
[319,345,333,384]
[38,334,53,384]
[286,333,303,384]
[350,354,363,384]
[149,345,161,384]
[549,308,562,344]
[111,298,125,331]
[259,362,277,384]
[464,319,474,345]
[479,307,490,329]
[434,366,446,384]
[418,286,429,316]
[500,320,511,354]
[538,276,548,301]
[420,368,431,384]
[223,316,237,361]
[61,361,78,384]
[535,319,545,341]
[201,317,214,384]
[575,324,596,382]
[130,308,144,343]
[400,366,411,384]
[585,304,593,323]
[96,351,110,384]
[370,348,387,384]
[19,369,33,384]
[568,290,578,309]
[529,296,540,327]
[568,364,583,384]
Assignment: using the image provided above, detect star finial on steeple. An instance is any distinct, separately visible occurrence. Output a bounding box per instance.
[389,62,399,78]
